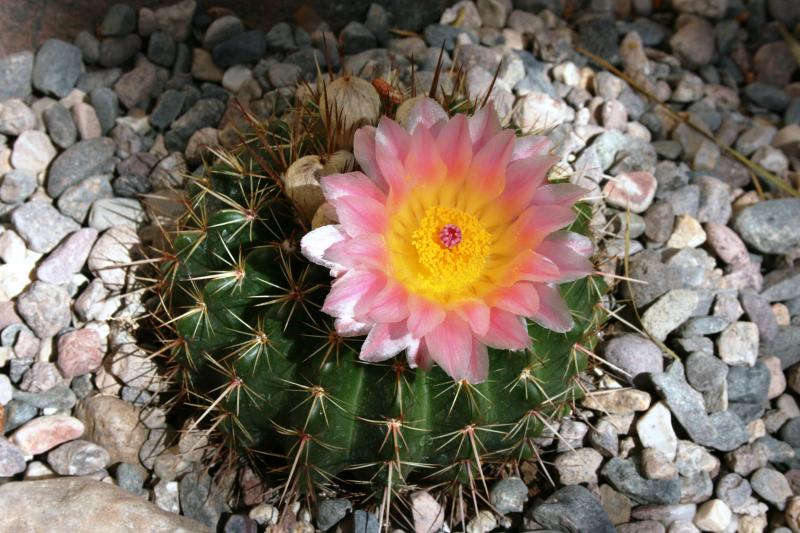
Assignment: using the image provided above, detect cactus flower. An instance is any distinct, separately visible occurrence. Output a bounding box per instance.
[301,99,593,383]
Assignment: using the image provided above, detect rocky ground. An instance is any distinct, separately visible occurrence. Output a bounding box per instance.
[0,0,799,531]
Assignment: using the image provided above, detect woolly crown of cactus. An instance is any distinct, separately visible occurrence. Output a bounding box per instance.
[301,98,593,383]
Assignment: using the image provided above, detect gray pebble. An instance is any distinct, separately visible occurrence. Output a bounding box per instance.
[32,39,83,97]
[43,103,78,149]
[11,201,80,253]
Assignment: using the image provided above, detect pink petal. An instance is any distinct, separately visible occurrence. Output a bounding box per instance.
[531,183,588,207]
[425,313,487,382]
[374,117,412,196]
[512,135,551,161]
[435,114,473,180]
[300,224,349,273]
[413,339,433,370]
[466,129,515,201]
[536,241,594,282]
[406,97,448,134]
[330,195,387,236]
[367,281,410,323]
[514,251,563,283]
[491,282,540,316]
[480,309,530,350]
[404,124,447,185]
[320,171,386,204]
[468,105,502,153]
[360,322,413,362]
[529,284,573,333]
[456,299,490,336]
[495,154,559,215]
[324,233,387,271]
[335,317,372,337]
[510,205,577,247]
[353,126,389,192]
[546,230,594,257]
[407,295,445,338]
[322,270,385,319]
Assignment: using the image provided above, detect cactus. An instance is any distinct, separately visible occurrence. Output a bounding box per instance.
[151,69,606,517]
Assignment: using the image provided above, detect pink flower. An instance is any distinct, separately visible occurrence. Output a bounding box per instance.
[301,98,593,383]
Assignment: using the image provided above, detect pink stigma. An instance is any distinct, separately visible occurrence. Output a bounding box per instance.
[439,224,462,249]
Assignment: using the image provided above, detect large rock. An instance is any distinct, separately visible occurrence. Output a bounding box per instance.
[733,199,800,254]
[0,477,209,532]
[531,485,616,533]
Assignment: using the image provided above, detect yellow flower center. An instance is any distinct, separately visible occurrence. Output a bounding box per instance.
[407,206,491,299]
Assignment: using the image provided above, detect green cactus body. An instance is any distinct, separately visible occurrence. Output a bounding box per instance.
[157,89,606,503]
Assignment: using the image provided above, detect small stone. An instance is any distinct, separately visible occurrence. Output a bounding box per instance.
[705,222,748,266]
[113,60,157,110]
[489,477,526,515]
[88,225,139,289]
[600,484,631,525]
[32,39,83,98]
[166,98,225,150]
[212,31,267,69]
[411,491,444,533]
[744,82,790,112]
[667,215,706,248]
[248,503,279,526]
[184,127,218,166]
[0,169,37,204]
[267,63,302,89]
[43,103,77,149]
[644,201,675,243]
[316,498,351,531]
[676,441,718,478]
[762,355,786,400]
[191,48,223,82]
[641,447,678,480]
[142,0,196,41]
[555,448,604,485]
[58,175,113,223]
[532,485,616,533]
[0,437,26,476]
[693,499,731,532]
[685,353,728,393]
[669,17,715,68]
[750,467,792,510]
[786,497,800,533]
[0,51,34,100]
[47,137,115,198]
[651,362,748,451]
[88,197,145,231]
[147,31,176,67]
[88,88,118,135]
[11,414,84,455]
[11,130,57,173]
[12,201,80,254]
[98,35,142,68]
[513,91,575,132]
[17,281,72,339]
[100,3,137,36]
[153,479,180,513]
[602,457,681,505]
[0,99,36,136]
[637,402,678,460]
[603,171,657,213]
[642,290,699,342]
[582,389,651,414]
[74,395,147,465]
[718,322,759,367]
[36,227,98,285]
[47,439,109,475]
[602,334,663,383]
[204,15,243,49]
[74,31,100,64]
[724,441,769,477]
[56,327,104,378]
[71,102,102,140]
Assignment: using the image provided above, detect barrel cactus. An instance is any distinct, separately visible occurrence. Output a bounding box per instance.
[151,71,606,521]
